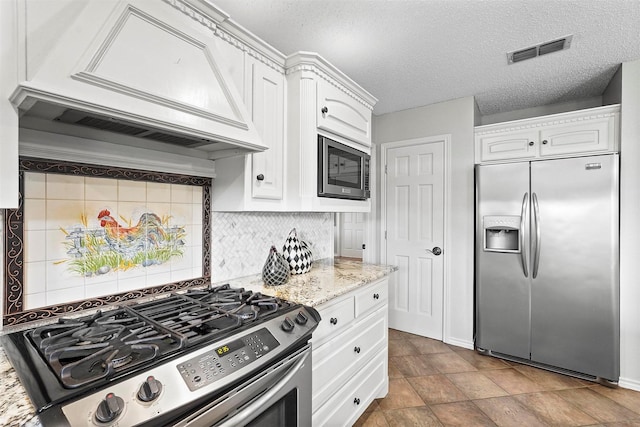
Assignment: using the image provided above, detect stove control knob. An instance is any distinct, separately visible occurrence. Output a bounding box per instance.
[95,393,124,424]
[281,317,295,332]
[295,311,308,325]
[137,375,163,402]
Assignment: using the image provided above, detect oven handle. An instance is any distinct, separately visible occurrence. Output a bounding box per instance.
[216,348,309,427]
[174,345,310,427]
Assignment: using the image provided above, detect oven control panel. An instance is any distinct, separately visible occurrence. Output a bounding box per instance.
[178,328,280,392]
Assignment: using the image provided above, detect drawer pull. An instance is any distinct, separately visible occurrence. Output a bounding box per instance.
[354,397,360,405]
[330,317,338,325]
[373,293,379,300]
[354,346,361,354]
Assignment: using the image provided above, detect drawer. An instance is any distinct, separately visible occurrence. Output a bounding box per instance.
[311,296,355,347]
[312,351,387,427]
[312,308,387,409]
[355,278,388,318]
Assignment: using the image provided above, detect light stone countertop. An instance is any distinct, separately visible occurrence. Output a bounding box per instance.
[225,257,398,307]
[0,258,396,426]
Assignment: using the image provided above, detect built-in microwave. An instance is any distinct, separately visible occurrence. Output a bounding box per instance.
[317,135,370,200]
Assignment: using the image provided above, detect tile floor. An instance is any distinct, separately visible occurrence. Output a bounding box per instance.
[354,329,640,427]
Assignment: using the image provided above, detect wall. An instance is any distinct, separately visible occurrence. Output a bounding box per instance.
[373,96,476,348]
[210,211,334,282]
[478,96,603,125]
[619,59,640,391]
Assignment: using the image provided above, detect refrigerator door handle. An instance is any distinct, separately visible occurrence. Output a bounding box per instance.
[532,192,541,278]
[520,192,529,278]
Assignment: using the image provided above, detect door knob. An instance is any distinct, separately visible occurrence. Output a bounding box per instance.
[426,247,442,256]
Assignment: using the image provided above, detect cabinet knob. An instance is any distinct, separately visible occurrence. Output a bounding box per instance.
[373,293,379,300]
[354,346,361,353]
[542,139,548,145]
[330,317,338,325]
[528,141,535,146]
[354,397,360,405]
[321,106,328,116]
[256,174,265,181]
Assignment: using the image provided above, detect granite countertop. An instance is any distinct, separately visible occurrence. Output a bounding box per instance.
[225,257,398,307]
[0,258,396,426]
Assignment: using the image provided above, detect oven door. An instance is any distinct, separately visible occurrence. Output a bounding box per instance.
[173,344,312,427]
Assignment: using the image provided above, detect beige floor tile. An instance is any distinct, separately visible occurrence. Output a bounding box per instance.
[354,410,390,427]
[377,378,425,411]
[388,358,405,379]
[514,391,598,426]
[407,374,468,404]
[512,363,588,390]
[556,388,640,423]
[426,352,478,374]
[473,396,548,427]
[603,421,640,426]
[388,339,421,357]
[455,350,511,370]
[591,385,640,415]
[408,337,453,354]
[446,371,509,400]
[388,328,419,341]
[382,406,443,427]
[482,368,547,395]
[391,355,439,377]
[430,401,497,426]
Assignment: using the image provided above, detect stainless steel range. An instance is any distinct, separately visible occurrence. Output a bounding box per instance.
[1,284,320,426]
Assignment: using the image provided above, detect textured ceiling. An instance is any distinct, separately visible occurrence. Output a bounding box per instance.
[210,0,640,116]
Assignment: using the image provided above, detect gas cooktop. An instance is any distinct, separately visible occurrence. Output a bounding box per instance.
[1,282,317,426]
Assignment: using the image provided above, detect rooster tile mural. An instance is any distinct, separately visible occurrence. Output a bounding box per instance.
[23,172,203,309]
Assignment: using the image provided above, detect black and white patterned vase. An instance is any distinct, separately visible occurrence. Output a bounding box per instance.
[282,228,313,274]
[262,245,290,286]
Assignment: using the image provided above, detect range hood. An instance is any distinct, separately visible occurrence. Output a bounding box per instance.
[12,0,266,160]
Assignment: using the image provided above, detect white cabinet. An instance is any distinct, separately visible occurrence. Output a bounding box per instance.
[212,57,286,211]
[311,278,389,426]
[317,79,372,147]
[475,105,620,164]
[285,52,377,212]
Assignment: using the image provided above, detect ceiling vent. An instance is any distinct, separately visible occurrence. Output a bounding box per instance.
[507,35,573,64]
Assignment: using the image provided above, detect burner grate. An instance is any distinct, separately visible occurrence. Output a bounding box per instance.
[30,308,184,388]
[132,294,242,345]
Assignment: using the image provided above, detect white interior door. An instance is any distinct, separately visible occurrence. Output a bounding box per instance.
[339,212,365,259]
[384,138,446,339]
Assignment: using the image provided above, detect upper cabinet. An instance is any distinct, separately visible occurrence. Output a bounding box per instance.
[316,78,373,147]
[284,52,377,212]
[213,49,377,212]
[475,105,620,164]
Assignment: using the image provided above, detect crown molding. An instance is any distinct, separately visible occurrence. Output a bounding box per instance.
[475,104,620,135]
[163,0,286,74]
[285,53,377,111]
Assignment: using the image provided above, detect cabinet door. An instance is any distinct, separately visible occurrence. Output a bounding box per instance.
[312,351,387,427]
[477,130,538,162]
[539,115,616,157]
[317,79,371,147]
[312,308,387,409]
[249,60,284,200]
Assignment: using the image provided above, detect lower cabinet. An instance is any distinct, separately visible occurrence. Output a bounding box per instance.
[311,278,389,426]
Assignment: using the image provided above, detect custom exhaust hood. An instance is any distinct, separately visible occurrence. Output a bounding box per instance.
[12,0,266,160]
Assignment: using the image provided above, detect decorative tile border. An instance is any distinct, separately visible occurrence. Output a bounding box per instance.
[3,158,212,326]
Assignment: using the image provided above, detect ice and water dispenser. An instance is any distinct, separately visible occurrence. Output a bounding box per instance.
[483,215,521,253]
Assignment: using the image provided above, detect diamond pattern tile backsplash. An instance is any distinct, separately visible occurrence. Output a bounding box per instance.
[211,212,334,282]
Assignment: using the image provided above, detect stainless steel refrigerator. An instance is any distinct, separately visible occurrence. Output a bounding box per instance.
[475,154,619,382]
